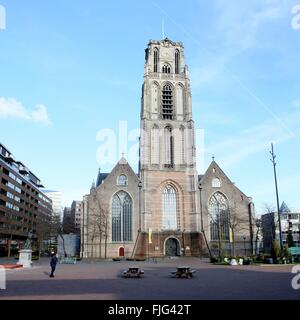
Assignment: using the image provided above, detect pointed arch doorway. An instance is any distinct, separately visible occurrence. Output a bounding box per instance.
[165,237,180,257]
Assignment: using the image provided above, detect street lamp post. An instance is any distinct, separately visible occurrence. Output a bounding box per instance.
[198,184,212,259]
[217,203,222,261]
[270,143,283,251]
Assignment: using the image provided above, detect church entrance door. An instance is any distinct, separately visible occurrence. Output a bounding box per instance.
[165,238,180,256]
[119,247,125,257]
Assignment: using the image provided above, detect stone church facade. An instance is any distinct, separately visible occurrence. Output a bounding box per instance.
[81,39,255,259]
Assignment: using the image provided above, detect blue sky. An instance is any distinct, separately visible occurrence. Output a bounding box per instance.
[0,0,299,213]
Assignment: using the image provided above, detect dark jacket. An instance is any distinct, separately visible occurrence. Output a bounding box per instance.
[50,255,58,267]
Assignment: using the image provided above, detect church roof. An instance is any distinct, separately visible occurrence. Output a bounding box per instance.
[280,202,291,213]
[198,175,204,182]
[96,170,109,188]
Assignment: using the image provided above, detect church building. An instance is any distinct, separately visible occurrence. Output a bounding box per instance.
[81,39,255,259]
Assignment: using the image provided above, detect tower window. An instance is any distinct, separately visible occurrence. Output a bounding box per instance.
[154,48,159,73]
[175,50,180,74]
[162,84,173,120]
[164,126,174,167]
[163,185,178,230]
[162,64,171,74]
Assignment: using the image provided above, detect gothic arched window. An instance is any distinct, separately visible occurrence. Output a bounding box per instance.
[154,48,159,73]
[162,64,171,74]
[112,192,132,242]
[163,185,178,230]
[212,178,221,188]
[209,192,230,241]
[175,49,180,74]
[151,125,160,165]
[118,175,128,186]
[164,126,174,167]
[162,84,173,120]
[112,196,122,242]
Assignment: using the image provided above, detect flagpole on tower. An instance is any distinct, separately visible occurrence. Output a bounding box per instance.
[162,18,165,39]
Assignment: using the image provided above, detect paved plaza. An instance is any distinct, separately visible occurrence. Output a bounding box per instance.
[0,258,299,300]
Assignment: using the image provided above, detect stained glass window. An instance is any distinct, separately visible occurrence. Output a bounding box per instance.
[209,192,230,241]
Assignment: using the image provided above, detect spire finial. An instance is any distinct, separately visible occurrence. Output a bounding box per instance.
[162,17,165,39]
[212,155,215,162]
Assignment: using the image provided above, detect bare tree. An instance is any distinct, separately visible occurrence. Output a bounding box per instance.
[263,203,276,214]
[35,212,52,258]
[228,203,250,256]
[88,191,109,259]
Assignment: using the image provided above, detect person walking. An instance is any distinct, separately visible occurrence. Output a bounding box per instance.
[50,252,58,278]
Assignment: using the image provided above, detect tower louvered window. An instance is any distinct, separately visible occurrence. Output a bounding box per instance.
[154,48,159,73]
[175,50,180,74]
[162,64,171,74]
[162,85,173,120]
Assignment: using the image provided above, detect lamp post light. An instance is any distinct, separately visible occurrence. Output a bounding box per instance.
[270,143,283,251]
[199,184,212,259]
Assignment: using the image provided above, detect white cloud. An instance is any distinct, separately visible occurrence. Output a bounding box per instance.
[214,0,289,49]
[206,105,299,168]
[0,97,51,125]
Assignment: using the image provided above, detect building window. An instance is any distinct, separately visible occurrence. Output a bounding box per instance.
[163,185,178,230]
[209,192,230,241]
[175,49,180,74]
[112,192,132,242]
[154,48,159,73]
[117,175,128,186]
[162,64,171,74]
[162,84,173,120]
[212,178,221,188]
[164,126,174,167]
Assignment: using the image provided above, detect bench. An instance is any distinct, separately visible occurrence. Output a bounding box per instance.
[123,267,145,278]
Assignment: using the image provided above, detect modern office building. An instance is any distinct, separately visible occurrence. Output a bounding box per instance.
[0,143,52,254]
[262,202,300,253]
[63,207,72,233]
[42,190,63,220]
[71,201,82,234]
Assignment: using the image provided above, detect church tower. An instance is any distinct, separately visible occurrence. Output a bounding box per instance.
[138,38,202,257]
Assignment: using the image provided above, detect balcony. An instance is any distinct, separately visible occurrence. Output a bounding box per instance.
[16,162,29,175]
[4,154,14,164]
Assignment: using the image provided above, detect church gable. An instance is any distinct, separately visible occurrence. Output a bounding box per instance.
[97,158,140,191]
[200,161,250,203]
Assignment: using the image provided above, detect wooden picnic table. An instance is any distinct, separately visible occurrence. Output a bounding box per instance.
[172,266,196,278]
[123,267,145,278]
